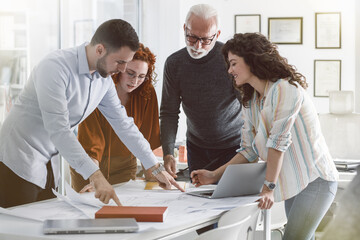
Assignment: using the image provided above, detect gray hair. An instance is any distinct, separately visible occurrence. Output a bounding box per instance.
[185,4,219,28]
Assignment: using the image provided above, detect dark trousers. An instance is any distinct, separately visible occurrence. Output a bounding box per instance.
[0,161,56,208]
[186,140,239,174]
[186,141,239,234]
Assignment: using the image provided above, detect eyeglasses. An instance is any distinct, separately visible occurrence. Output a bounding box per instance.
[185,28,217,45]
[125,69,148,82]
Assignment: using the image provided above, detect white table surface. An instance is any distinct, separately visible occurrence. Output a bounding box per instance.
[0,181,271,240]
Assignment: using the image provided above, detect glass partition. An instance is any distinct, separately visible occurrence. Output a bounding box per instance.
[0,0,59,125]
[0,0,139,126]
[0,0,140,192]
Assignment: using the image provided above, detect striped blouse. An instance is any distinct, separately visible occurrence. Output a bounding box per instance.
[238,79,338,201]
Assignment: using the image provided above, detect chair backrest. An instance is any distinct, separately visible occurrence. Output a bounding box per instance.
[196,215,251,240]
[256,201,287,231]
[270,201,287,229]
[218,202,261,240]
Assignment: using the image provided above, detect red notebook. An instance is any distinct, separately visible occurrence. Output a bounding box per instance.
[95,206,168,222]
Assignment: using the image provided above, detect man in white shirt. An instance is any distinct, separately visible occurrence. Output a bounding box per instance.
[0,19,183,208]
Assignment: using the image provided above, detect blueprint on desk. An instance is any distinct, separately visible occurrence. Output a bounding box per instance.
[0,180,261,232]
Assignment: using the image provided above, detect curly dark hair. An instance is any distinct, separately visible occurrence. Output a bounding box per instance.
[112,43,157,99]
[222,33,307,107]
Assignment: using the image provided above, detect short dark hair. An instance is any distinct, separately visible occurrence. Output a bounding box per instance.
[90,19,139,52]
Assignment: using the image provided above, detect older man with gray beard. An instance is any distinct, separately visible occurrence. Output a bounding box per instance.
[160,4,243,179]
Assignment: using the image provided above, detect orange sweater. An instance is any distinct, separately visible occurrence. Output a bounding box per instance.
[70,85,160,192]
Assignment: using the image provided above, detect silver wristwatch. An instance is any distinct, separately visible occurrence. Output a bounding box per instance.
[264,180,276,190]
[152,163,165,176]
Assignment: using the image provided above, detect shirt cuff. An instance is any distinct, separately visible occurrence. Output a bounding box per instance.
[75,159,100,180]
[140,153,158,170]
[162,143,175,157]
[266,133,292,152]
[237,147,258,162]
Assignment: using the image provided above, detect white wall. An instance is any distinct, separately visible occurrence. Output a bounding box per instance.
[142,0,186,141]
[356,0,360,113]
[142,0,358,142]
[141,0,183,95]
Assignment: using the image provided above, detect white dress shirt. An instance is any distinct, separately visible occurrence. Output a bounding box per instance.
[0,43,157,188]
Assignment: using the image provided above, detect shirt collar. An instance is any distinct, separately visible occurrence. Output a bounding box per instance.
[253,80,273,103]
[77,42,91,75]
[263,80,273,98]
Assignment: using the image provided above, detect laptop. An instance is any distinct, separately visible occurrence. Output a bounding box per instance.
[43,218,139,234]
[187,162,267,199]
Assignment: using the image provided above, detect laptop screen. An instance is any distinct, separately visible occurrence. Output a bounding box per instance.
[187,162,266,199]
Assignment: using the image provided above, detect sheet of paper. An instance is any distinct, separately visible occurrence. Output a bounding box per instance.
[52,188,99,218]
[1,180,261,233]
[0,206,44,222]
[64,182,105,208]
[0,199,87,222]
[111,180,261,231]
[144,181,187,190]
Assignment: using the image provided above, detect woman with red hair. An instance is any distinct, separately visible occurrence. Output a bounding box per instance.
[70,43,160,192]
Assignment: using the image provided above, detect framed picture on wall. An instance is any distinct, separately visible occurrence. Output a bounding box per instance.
[268,17,303,44]
[315,12,341,49]
[314,60,341,97]
[234,14,261,34]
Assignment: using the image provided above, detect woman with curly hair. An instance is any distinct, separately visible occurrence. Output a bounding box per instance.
[191,33,338,240]
[71,43,161,192]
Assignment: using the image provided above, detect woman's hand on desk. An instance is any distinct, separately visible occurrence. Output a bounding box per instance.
[79,183,95,193]
[190,169,217,187]
[89,170,122,206]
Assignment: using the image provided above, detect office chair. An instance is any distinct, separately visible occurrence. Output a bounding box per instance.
[256,201,287,240]
[218,202,261,240]
[196,215,251,240]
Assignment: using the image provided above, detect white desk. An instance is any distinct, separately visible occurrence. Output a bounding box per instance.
[0,211,219,240]
[0,181,271,240]
[0,206,270,240]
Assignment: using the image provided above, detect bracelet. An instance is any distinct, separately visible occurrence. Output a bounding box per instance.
[151,163,165,176]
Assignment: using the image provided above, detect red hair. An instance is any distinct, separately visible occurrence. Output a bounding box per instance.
[112,43,157,99]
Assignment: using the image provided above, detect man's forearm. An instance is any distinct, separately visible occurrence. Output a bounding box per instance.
[159,121,178,156]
